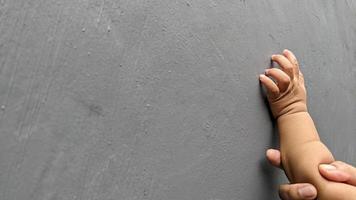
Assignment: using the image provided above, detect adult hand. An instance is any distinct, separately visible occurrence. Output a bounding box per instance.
[266,149,356,200]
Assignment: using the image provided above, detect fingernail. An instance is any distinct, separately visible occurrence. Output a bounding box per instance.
[298,186,315,198]
[259,74,264,80]
[266,149,273,157]
[265,69,269,74]
[320,164,337,171]
[283,49,289,54]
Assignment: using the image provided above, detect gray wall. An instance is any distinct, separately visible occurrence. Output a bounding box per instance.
[0,0,355,199]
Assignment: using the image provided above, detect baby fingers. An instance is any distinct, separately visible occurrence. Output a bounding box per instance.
[271,54,295,80]
[265,68,291,93]
[283,49,300,78]
[259,74,280,99]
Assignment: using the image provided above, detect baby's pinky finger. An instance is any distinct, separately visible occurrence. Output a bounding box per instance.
[259,74,280,99]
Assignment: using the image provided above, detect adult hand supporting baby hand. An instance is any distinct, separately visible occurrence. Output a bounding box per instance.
[266,149,356,200]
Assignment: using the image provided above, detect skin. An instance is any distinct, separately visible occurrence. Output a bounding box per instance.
[259,49,356,199]
[266,148,356,200]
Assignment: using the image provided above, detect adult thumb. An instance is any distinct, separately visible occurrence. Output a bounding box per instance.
[319,161,356,186]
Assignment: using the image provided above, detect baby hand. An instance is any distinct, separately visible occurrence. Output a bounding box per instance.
[260,49,307,119]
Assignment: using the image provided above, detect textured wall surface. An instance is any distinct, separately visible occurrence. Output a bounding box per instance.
[0,0,355,199]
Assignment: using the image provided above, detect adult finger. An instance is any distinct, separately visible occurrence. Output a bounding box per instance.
[283,49,300,78]
[259,74,280,99]
[319,161,356,186]
[279,183,317,200]
[266,149,282,168]
[265,68,291,93]
[271,54,295,80]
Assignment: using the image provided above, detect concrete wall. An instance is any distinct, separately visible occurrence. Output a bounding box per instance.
[0,0,355,199]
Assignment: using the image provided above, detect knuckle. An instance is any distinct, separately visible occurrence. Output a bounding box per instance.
[270,88,279,95]
[284,64,294,70]
[333,161,347,169]
[334,161,345,165]
[278,186,290,200]
[281,76,291,84]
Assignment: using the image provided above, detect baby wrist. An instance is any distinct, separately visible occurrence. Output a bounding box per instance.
[275,102,308,119]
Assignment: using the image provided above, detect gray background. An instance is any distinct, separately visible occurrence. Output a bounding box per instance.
[0,0,355,199]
